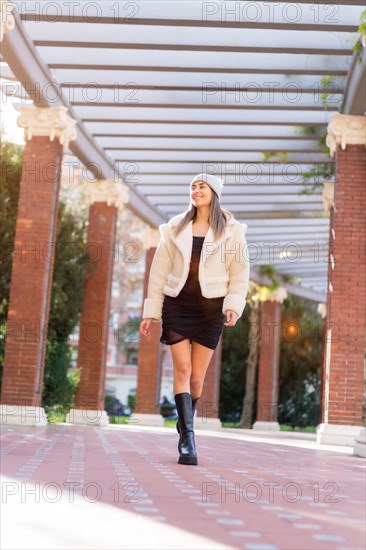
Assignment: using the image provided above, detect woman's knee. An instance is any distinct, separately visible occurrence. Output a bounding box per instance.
[190,376,204,396]
[175,361,191,381]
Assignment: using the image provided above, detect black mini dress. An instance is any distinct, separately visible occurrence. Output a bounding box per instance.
[160,235,225,350]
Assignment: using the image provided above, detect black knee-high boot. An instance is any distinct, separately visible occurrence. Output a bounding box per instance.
[174,393,198,466]
[176,396,199,434]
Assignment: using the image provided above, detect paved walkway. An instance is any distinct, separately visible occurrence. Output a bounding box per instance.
[1,423,365,550]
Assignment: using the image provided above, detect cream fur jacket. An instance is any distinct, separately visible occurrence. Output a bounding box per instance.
[142,210,250,321]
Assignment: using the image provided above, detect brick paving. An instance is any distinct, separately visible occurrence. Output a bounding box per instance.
[1,423,365,550]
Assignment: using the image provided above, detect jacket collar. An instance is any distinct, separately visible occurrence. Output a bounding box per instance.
[167,210,236,265]
[168,210,236,229]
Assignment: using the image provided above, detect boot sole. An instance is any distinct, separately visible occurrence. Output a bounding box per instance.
[178,456,198,466]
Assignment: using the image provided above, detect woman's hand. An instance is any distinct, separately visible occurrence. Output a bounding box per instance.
[140,318,154,336]
[224,309,239,327]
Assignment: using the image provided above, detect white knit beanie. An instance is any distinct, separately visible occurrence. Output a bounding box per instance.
[190,173,224,200]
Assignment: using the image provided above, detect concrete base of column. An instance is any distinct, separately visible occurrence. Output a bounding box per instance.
[65,408,109,426]
[195,417,222,430]
[129,413,164,427]
[0,405,48,426]
[316,423,363,447]
[252,421,280,431]
[353,428,366,458]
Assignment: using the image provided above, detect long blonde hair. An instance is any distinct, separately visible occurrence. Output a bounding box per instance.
[174,190,232,240]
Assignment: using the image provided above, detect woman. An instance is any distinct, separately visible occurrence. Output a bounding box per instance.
[139,173,250,466]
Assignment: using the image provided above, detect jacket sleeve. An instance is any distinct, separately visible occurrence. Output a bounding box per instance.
[222,222,250,319]
[142,224,174,321]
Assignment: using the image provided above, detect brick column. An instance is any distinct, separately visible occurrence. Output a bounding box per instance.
[317,114,366,452]
[253,287,288,431]
[196,333,223,430]
[66,180,129,426]
[132,228,164,426]
[0,105,77,426]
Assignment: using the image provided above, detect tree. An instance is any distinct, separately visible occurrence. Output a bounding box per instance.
[221,264,322,429]
[278,294,323,428]
[219,308,251,422]
[42,201,90,418]
[237,298,260,428]
[237,267,285,429]
[0,142,23,372]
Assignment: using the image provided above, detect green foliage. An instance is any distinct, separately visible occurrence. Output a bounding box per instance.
[110,416,130,424]
[219,293,323,428]
[104,394,117,416]
[42,340,81,421]
[353,39,363,61]
[46,201,90,343]
[319,75,335,109]
[293,126,319,136]
[253,265,298,302]
[127,393,136,412]
[219,309,251,421]
[42,202,89,417]
[262,151,288,163]
[298,163,335,195]
[0,142,23,322]
[278,294,323,427]
[0,142,23,385]
[257,264,278,281]
[280,425,316,433]
[281,273,297,283]
[258,265,280,290]
[352,10,366,64]
[293,125,335,195]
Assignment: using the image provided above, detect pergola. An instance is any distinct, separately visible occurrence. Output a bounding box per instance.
[1,1,365,456]
[2,0,365,302]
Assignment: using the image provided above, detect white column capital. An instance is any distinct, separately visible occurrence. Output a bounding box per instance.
[322,181,334,214]
[326,113,366,158]
[0,0,15,42]
[139,227,161,250]
[268,286,288,304]
[83,179,129,210]
[15,105,77,149]
[317,303,327,319]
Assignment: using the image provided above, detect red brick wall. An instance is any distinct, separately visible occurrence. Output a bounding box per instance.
[135,247,162,415]
[1,136,63,407]
[325,144,366,425]
[197,333,223,420]
[74,202,118,411]
[256,300,281,423]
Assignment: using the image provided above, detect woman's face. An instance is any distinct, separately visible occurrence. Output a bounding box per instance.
[190,181,213,208]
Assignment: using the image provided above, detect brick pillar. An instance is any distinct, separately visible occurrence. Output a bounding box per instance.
[132,228,164,426]
[317,114,366,451]
[253,287,287,431]
[0,106,77,426]
[66,180,128,426]
[196,333,223,430]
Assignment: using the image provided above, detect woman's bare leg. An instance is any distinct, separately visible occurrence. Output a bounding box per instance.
[170,338,192,395]
[190,341,215,399]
